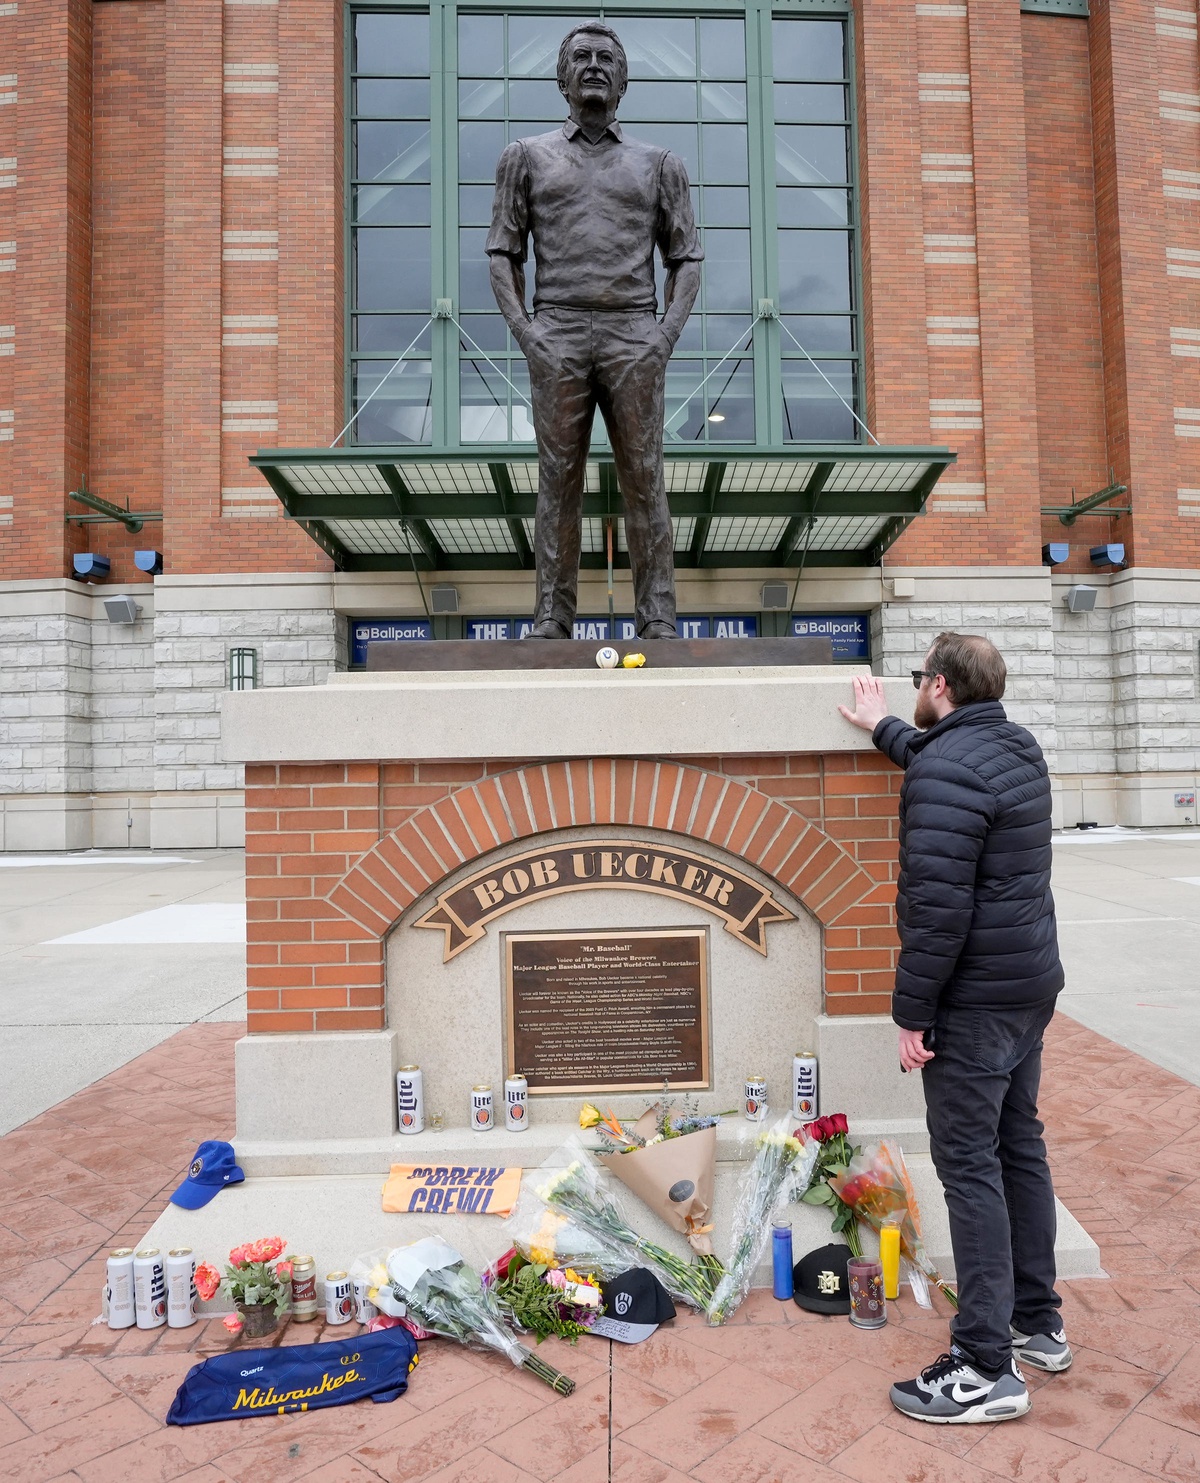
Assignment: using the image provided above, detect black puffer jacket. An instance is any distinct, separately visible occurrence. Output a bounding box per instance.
[873,700,1063,1031]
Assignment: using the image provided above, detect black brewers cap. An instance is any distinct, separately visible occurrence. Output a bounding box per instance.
[792,1243,852,1315]
[590,1268,676,1344]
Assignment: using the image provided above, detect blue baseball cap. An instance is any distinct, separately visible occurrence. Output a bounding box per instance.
[170,1140,245,1209]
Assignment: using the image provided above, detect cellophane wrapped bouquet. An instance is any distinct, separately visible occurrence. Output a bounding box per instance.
[368,1237,576,1394]
[483,1247,604,1344]
[828,1139,958,1309]
[706,1116,819,1326]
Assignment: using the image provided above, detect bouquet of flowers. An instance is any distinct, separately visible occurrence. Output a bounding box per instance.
[502,1184,629,1279]
[536,1138,717,1310]
[485,1247,603,1344]
[195,1237,292,1336]
[828,1140,958,1309]
[797,1113,864,1257]
[706,1118,820,1326]
[370,1237,576,1394]
[584,1094,731,1282]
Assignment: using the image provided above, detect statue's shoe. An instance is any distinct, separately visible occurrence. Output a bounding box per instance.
[524,620,571,639]
[639,621,678,639]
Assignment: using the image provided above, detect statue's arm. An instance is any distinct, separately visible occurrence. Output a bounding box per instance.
[661,260,701,348]
[489,254,532,338]
[486,141,534,341]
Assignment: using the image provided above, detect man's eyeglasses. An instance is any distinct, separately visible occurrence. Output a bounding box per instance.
[911,670,939,690]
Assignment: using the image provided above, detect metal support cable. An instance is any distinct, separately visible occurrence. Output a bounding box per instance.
[330,317,434,448]
[776,317,879,446]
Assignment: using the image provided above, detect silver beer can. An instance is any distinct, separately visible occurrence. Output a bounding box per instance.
[106,1248,136,1330]
[504,1074,528,1132]
[793,1052,819,1121]
[397,1064,424,1135]
[471,1084,494,1132]
[133,1247,167,1329]
[166,1248,197,1328]
[743,1075,767,1122]
[325,1271,354,1325]
[353,1277,379,1325]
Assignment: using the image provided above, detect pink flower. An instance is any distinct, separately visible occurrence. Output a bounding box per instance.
[222,1313,244,1335]
[546,1269,567,1289]
[250,1236,285,1263]
[275,1260,293,1282]
[228,1244,250,1267]
[194,1263,221,1302]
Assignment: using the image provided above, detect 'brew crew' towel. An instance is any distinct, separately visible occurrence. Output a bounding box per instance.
[166,1326,419,1425]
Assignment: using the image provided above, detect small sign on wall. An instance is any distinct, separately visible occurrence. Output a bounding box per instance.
[350,620,431,666]
[1176,791,1196,809]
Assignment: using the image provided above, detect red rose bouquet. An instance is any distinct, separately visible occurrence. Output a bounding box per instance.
[797,1112,864,1257]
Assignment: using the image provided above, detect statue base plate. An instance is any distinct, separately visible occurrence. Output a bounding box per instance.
[365,635,835,671]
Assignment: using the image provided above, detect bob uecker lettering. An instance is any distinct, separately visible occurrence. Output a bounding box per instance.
[414,838,794,961]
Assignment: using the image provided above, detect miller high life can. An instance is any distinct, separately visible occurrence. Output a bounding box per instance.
[290,1255,318,1322]
[325,1271,354,1325]
[166,1248,197,1328]
[106,1248,136,1330]
[471,1084,494,1131]
[743,1075,767,1122]
[353,1277,379,1325]
[397,1064,425,1135]
[133,1247,167,1329]
[504,1073,528,1131]
[793,1052,819,1121]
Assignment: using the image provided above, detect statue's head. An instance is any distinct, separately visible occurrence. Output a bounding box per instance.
[557,22,628,115]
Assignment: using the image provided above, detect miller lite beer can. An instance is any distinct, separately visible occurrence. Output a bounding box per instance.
[793,1052,819,1121]
[105,1248,136,1330]
[743,1075,767,1123]
[471,1084,494,1131]
[397,1064,424,1135]
[133,1247,167,1329]
[166,1248,197,1328]
[325,1271,354,1325]
[290,1254,318,1322]
[504,1074,528,1131]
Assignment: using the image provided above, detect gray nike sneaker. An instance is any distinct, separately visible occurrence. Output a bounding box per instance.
[1011,1324,1073,1372]
[890,1348,1031,1424]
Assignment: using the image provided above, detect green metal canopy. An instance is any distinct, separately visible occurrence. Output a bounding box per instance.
[250,445,956,572]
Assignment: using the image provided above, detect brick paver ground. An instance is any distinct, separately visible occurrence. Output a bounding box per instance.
[0,1014,1197,1481]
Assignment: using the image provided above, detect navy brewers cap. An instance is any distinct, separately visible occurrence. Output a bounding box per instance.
[170,1140,245,1210]
[792,1243,852,1315]
[590,1268,676,1344]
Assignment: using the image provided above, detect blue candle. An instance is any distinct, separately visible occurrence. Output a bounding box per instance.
[772,1219,794,1300]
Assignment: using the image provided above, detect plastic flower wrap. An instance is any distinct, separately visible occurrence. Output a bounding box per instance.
[828,1140,958,1309]
[534,1137,718,1310]
[373,1237,576,1395]
[797,1112,864,1258]
[706,1116,820,1326]
[502,1183,628,1279]
[486,1247,604,1344]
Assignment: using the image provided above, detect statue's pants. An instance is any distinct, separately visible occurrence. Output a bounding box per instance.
[526,306,675,636]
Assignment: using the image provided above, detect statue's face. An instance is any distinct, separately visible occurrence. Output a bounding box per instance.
[561,32,625,114]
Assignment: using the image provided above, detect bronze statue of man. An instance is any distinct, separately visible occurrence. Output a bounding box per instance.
[487,22,703,639]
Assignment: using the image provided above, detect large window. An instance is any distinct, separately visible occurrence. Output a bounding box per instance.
[346,6,860,448]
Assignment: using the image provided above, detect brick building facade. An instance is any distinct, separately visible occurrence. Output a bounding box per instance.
[1,0,1198,849]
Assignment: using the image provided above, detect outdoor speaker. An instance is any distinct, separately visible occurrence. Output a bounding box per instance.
[760,583,790,610]
[73,553,110,581]
[431,585,460,613]
[1064,585,1098,613]
[103,595,142,624]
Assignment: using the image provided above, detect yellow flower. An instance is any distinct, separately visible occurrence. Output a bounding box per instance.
[579,1103,602,1130]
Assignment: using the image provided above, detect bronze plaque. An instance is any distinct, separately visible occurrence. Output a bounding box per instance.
[504,928,710,1094]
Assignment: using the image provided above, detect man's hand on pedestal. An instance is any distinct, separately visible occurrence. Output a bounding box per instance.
[838,674,890,733]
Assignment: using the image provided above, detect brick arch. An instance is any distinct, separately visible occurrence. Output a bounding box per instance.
[307,759,893,1029]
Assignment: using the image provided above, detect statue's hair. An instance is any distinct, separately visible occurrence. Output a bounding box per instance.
[556,22,628,94]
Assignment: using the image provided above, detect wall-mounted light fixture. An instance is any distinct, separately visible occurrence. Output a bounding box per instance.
[102,596,142,624]
[1090,543,1125,568]
[134,550,163,575]
[73,554,110,582]
[1042,543,1069,566]
[229,647,258,691]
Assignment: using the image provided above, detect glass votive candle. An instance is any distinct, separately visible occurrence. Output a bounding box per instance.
[847,1257,887,1329]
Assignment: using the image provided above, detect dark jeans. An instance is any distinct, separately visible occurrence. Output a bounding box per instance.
[922,1001,1063,1373]
[524,307,675,637]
